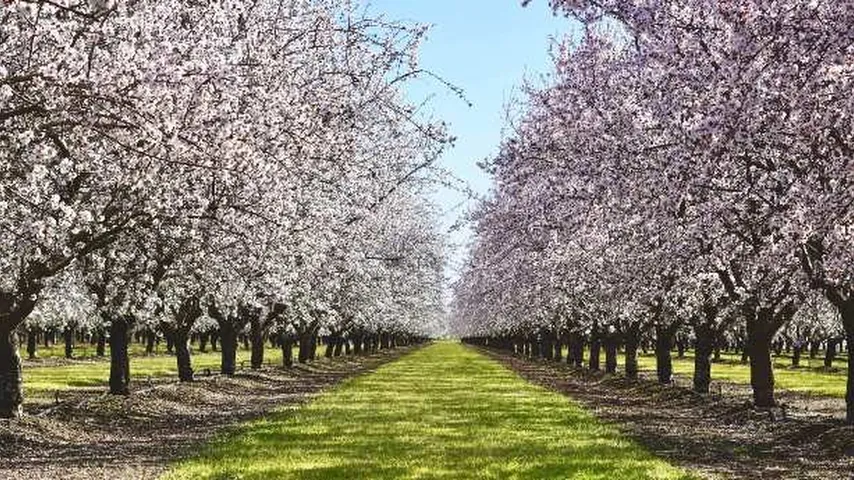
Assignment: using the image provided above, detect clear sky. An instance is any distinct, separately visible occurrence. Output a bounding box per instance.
[365,1,580,279]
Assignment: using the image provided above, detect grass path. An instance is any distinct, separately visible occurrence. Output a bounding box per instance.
[163,342,693,479]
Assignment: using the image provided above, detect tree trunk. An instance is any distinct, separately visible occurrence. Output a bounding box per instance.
[308,333,318,360]
[64,325,74,359]
[145,330,155,355]
[96,330,106,357]
[298,330,312,364]
[693,332,714,394]
[542,331,553,361]
[0,327,23,418]
[211,330,219,352]
[838,302,854,424]
[281,334,294,367]
[325,335,335,358]
[589,328,601,371]
[604,334,617,374]
[569,332,584,367]
[220,322,238,375]
[824,338,837,369]
[655,325,674,384]
[175,329,194,382]
[847,329,854,424]
[792,342,802,367]
[333,337,344,357]
[746,312,776,408]
[250,317,265,370]
[624,329,639,379]
[109,317,131,395]
[199,332,209,353]
[165,331,175,355]
[26,328,37,360]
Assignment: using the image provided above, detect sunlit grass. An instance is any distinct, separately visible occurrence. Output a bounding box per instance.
[24,344,288,401]
[163,342,695,480]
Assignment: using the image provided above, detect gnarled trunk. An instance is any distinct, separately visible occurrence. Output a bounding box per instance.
[624,328,640,380]
[838,301,854,424]
[589,326,601,371]
[26,327,38,360]
[64,325,74,359]
[568,332,584,367]
[298,330,312,364]
[308,332,318,360]
[324,334,336,358]
[847,329,854,424]
[0,327,23,418]
[746,310,776,408]
[220,322,238,375]
[825,338,838,369]
[655,325,674,384]
[96,329,106,357]
[693,329,714,394]
[175,329,193,382]
[281,333,294,367]
[109,317,132,395]
[145,329,156,355]
[604,334,617,374]
[250,316,265,370]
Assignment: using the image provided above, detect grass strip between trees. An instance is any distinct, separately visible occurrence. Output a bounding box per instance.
[163,341,695,480]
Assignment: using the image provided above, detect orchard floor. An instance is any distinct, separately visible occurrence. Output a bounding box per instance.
[0,347,410,480]
[164,342,692,480]
[484,347,854,479]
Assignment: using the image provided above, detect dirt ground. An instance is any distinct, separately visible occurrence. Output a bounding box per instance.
[0,347,413,480]
[482,347,854,480]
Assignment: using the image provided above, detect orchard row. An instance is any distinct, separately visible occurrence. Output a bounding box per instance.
[454,1,854,422]
[0,0,446,418]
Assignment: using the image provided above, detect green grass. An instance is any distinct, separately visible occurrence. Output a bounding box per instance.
[163,342,694,480]
[24,345,287,401]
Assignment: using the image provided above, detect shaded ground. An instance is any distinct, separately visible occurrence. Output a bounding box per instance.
[0,347,412,480]
[482,347,854,480]
[165,341,693,479]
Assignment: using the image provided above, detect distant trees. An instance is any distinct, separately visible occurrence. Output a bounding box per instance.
[455,0,854,422]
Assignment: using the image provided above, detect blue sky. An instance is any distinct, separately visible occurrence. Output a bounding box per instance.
[365,1,579,277]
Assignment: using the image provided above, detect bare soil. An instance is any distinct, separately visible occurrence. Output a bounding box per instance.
[0,347,414,480]
[481,347,854,480]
